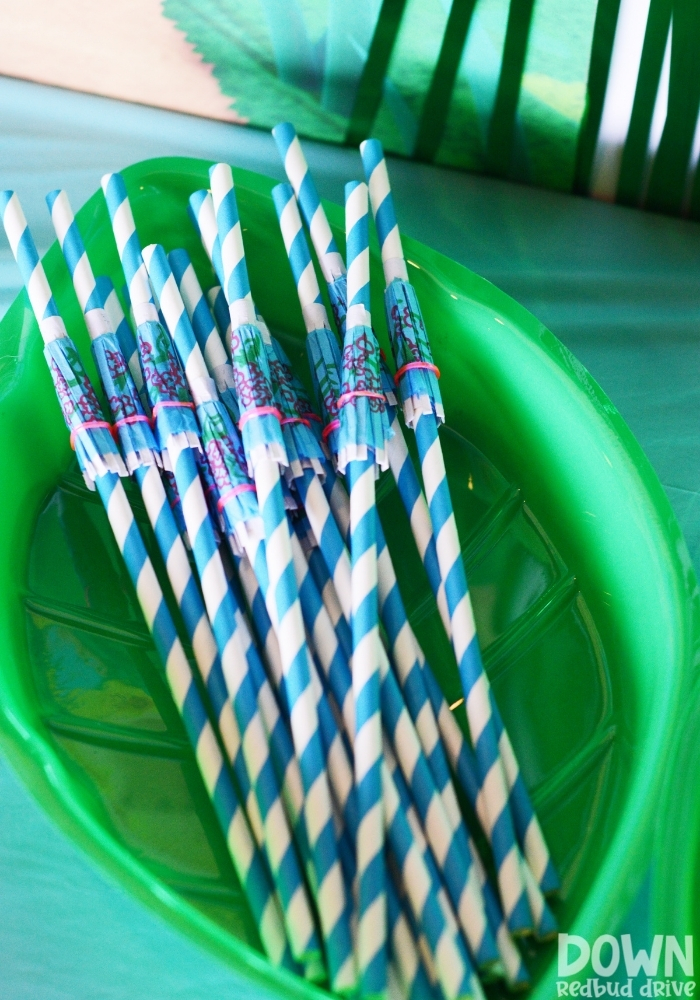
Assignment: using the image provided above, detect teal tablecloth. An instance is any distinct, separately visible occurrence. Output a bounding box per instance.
[1,74,700,999]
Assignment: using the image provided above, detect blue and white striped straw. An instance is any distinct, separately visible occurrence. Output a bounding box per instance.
[209,162,355,993]
[207,283,232,346]
[46,189,158,475]
[357,141,407,285]
[386,418,558,903]
[275,214,500,972]
[281,530,437,1000]
[0,190,126,487]
[0,193,291,969]
[374,532,530,979]
[382,760,476,1000]
[92,470,295,970]
[378,627,496,969]
[191,190,353,737]
[101,172,201,461]
[188,188,225,287]
[341,179,387,999]
[100,174,158,326]
[376,376,551,943]
[186,192,233,363]
[143,242,322,965]
[168,248,240,422]
[359,139,443,428]
[271,182,352,620]
[384,742,484,988]
[100,177,320,964]
[310,455,500,966]
[272,123,345,286]
[359,142,538,935]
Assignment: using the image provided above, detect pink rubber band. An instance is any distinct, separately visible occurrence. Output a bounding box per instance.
[322,419,340,441]
[337,390,385,409]
[217,483,257,511]
[152,400,195,420]
[303,412,322,424]
[114,414,151,431]
[281,416,311,428]
[238,405,282,430]
[69,420,112,450]
[394,361,440,385]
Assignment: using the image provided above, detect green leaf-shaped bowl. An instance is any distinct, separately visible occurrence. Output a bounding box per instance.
[0,157,697,997]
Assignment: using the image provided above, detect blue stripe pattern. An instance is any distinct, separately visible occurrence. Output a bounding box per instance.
[46,189,158,473]
[143,243,321,966]
[341,179,386,999]
[387,419,559,903]
[0,194,290,968]
[272,123,343,266]
[167,248,240,422]
[92,472,292,970]
[209,162,355,993]
[415,410,533,936]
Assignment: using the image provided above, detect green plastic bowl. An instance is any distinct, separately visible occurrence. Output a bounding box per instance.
[0,156,696,997]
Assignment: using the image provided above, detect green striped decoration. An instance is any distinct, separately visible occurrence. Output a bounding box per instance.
[164,0,700,217]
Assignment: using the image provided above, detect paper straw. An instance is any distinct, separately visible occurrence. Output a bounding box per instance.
[47,206,297,947]
[390,729,529,987]
[101,173,201,463]
[101,178,319,965]
[378,625,496,969]
[384,742,486,986]
[282,526,435,999]
[145,256,314,904]
[189,188,225,286]
[382,760,476,1000]
[270,182,507,972]
[288,529,355,739]
[318,474,513,969]
[271,182,353,620]
[226,551,327,944]
[373,526,532,976]
[143,241,321,965]
[46,189,158,475]
[0,192,127,488]
[358,140,443,428]
[168,248,240,422]
[296,518,347,636]
[0,192,291,969]
[339,180,388,998]
[240,521,357,823]
[374,392,544,946]
[209,162,355,994]
[45,197,224,760]
[386,878,437,1000]
[272,123,345,286]
[189,190,355,747]
[311,402,499,964]
[239,527,364,958]
[142,244,255,543]
[92,470,294,969]
[386,420,558,901]
[207,283,232,346]
[360,143,537,935]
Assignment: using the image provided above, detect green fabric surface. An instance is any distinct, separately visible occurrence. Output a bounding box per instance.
[1,75,700,997]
